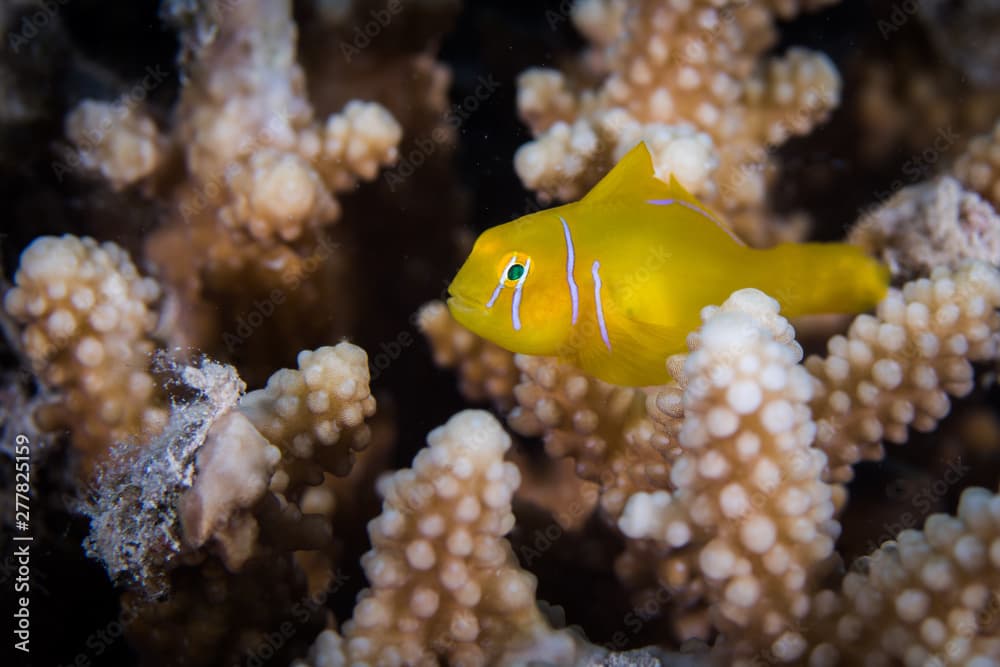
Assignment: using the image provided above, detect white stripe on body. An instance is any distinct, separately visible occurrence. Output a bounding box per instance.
[591,260,611,350]
[559,216,580,325]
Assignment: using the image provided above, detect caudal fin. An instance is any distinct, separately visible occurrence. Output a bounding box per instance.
[751,243,889,318]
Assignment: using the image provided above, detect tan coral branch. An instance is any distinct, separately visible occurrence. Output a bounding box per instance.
[3,235,166,472]
[297,410,590,667]
[807,262,1000,483]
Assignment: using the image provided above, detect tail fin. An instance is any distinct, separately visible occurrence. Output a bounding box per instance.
[750,243,889,318]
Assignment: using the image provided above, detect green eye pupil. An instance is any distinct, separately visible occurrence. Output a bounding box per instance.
[507,263,525,281]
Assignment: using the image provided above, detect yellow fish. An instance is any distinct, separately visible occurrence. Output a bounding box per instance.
[447,142,889,386]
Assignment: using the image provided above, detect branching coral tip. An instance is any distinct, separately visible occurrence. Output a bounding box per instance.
[447,141,889,386]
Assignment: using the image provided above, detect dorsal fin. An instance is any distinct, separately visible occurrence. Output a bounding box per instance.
[666,173,704,208]
[581,141,671,206]
[663,173,740,243]
[581,141,745,245]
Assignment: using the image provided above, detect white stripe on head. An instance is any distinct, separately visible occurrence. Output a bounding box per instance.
[559,216,579,325]
[592,260,611,350]
[485,283,503,309]
[487,254,520,309]
[511,257,531,331]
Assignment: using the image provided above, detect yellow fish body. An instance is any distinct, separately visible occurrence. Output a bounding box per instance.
[447,142,889,386]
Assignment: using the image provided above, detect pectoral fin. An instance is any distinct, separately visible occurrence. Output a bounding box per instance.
[570,306,686,387]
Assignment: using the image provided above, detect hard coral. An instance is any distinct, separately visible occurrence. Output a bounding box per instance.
[165,0,402,243]
[240,343,377,480]
[3,235,166,473]
[418,300,519,411]
[179,409,281,571]
[62,0,403,382]
[65,99,166,191]
[805,485,1000,666]
[508,353,674,520]
[619,289,839,662]
[83,356,245,592]
[851,177,1000,280]
[955,118,1000,210]
[298,410,589,666]
[515,0,841,245]
[421,261,1000,659]
[807,262,1000,483]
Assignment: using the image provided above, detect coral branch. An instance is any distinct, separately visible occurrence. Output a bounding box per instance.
[805,486,1000,666]
[3,235,166,473]
[417,300,519,410]
[851,177,1000,280]
[240,343,376,480]
[619,289,839,661]
[298,410,589,666]
[514,0,842,245]
[807,262,1000,483]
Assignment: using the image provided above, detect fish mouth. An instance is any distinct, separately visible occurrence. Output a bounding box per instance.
[446,293,481,317]
[448,294,483,329]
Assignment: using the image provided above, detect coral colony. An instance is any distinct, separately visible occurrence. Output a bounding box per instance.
[4,1,1000,666]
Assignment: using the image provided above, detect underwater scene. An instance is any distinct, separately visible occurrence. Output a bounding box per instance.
[3,0,1000,665]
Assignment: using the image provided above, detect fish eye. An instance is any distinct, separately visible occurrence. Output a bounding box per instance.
[506,263,525,281]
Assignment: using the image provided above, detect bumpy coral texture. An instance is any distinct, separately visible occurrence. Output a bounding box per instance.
[515,0,841,245]
[418,300,519,411]
[239,343,376,595]
[66,0,403,243]
[3,235,165,471]
[619,289,839,662]
[954,118,1000,210]
[420,261,1000,655]
[850,176,1000,280]
[64,99,166,191]
[508,354,674,520]
[805,486,1000,666]
[240,343,376,481]
[807,262,1000,483]
[301,410,583,667]
[60,0,404,380]
[169,0,401,241]
[418,299,677,524]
